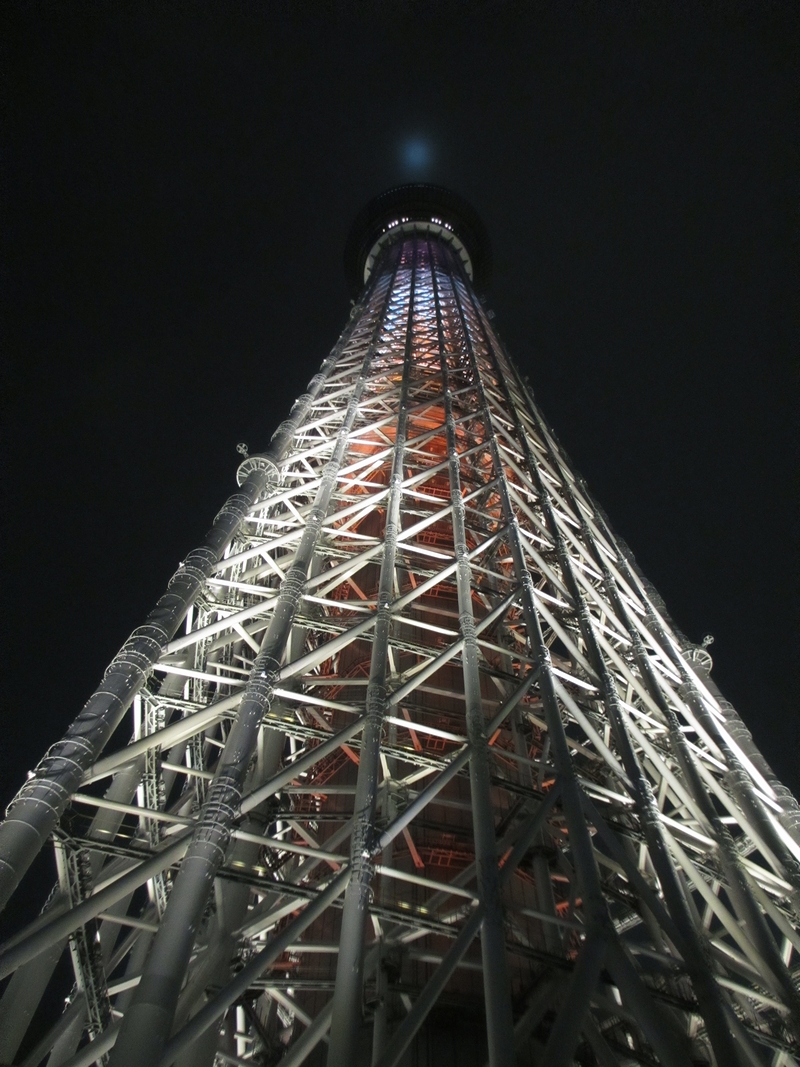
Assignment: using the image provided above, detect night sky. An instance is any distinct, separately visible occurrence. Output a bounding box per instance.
[3,0,797,844]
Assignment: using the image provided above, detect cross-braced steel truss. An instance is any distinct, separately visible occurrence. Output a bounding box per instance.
[1,200,799,1067]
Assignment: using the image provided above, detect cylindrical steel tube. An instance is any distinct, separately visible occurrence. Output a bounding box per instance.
[429,244,516,1067]
[110,256,401,1067]
[0,361,339,912]
[327,239,414,1067]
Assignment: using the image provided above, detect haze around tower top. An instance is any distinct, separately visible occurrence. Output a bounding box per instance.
[400,136,433,174]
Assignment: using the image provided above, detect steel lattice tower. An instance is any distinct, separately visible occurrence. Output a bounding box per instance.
[1,185,799,1067]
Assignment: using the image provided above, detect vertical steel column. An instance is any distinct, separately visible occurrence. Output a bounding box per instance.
[446,258,607,977]
[585,488,800,881]
[109,254,402,1067]
[5,753,148,997]
[0,923,68,1064]
[374,789,562,1067]
[16,993,86,1067]
[0,836,191,979]
[326,239,415,1067]
[532,850,562,957]
[526,377,800,856]
[160,872,352,1064]
[483,340,749,1065]
[676,678,800,887]
[370,940,389,1066]
[0,354,342,912]
[557,495,792,1052]
[428,241,516,1067]
[449,267,692,1067]
[552,473,800,1027]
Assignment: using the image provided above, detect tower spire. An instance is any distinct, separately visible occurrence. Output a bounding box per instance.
[1,185,798,1067]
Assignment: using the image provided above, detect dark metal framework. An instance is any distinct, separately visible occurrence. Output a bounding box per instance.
[1,189,799,1067]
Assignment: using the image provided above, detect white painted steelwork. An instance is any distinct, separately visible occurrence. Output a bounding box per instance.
[0,189,798,1067]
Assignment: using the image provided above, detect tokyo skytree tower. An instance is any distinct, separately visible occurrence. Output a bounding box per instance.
[0,185,798,1067]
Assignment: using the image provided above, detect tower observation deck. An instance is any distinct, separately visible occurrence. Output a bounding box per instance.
[0,185,798,1067]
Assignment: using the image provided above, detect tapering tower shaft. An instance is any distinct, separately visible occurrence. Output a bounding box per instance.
[1,185,798,1067]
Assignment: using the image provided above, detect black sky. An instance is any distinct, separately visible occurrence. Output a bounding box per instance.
[3,0,798,826]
